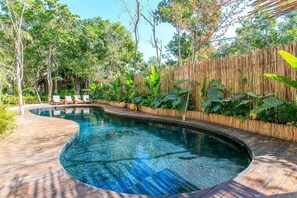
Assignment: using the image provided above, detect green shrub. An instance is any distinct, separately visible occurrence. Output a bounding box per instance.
[257,102,297,125]
[58,89,75,98]
[1,94,40,105]
[0,104,16,139]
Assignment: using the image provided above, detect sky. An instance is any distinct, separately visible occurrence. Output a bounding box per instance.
[59,0,242,61]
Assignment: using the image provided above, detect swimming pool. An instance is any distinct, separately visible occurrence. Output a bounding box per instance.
[31,106,251,196]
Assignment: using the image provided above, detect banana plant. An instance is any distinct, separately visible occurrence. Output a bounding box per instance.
[123,70,140,103]
[107,76,122,102]
[144,66,161,97]
[264,50,297,89]
[250,97,284,115]
[151,80,191,110]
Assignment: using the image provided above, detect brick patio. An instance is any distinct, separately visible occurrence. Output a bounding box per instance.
[0,103,297,198]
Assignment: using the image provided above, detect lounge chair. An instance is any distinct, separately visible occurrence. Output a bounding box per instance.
[74,95,83,104]
[83,95,91,103]
[53,95,62,105]
[65,96,74,104]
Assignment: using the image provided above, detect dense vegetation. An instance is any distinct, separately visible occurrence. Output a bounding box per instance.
[0,0,136,106]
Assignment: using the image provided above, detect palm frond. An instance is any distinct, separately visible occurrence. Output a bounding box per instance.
[250,0,297,17]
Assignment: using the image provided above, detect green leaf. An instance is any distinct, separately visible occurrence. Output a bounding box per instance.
[246,92,260,98]
[279,50,297,71]
[262,98,283,108]
[178,88,191,95]
[264,74,297,89]
[202,100,212,108]
[175,79,188,85]
[172,97,181,108]
[163,93,178,101]
[209,88,223,100]
[236,100,251,107]
[213,104,221,112]
[201,77,207,97]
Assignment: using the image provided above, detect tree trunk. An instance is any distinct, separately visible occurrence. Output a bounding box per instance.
[133,0,140,71]
[34,81,42,104]
[47,47,53,104]
[15,36,24,115]
[177,26,182,67]
[183,42,197,121]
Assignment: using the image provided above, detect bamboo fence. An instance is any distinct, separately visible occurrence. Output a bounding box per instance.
[135,43,297,109]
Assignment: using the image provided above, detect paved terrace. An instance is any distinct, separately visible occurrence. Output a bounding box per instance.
[0,103,297,198]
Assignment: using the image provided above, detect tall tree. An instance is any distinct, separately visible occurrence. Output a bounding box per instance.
[141,11,162,68]
[1,0,32,115]
[120,0,141,71]
[213,11,297,57]
[179,0,246,120]
[157,0,190,67]
[26,0,78,102]
[166,32,192,63]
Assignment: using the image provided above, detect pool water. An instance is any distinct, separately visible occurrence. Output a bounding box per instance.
[32,107,251,196]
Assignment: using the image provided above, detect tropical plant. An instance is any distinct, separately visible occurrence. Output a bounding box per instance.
[123,70,140,103]
[162,81,192,110]
[0,104,15,138]
[107,76,123,102]
[144,65,161,97]
[264,50,297,89]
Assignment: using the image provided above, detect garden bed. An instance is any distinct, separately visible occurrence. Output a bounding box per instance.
[139,106,297,142]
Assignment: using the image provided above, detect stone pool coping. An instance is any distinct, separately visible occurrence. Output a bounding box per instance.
[0,103,297,197]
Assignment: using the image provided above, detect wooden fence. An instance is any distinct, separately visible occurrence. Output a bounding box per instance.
[136,43,297,108]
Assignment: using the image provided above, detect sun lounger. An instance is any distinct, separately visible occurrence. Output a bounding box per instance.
[74,95,83,104]
[53,95,62,105]
[83,95,90,103]
[65,96,74,104]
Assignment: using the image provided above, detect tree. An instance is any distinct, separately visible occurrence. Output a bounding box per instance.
[25,0,78,102]
[120,0,141,71]
[179,0,246,120]
[213,11,297,57]
[103,22,135,77]
[157,0,190,67]
[1,0,33,115]
[166,32,192,62]
[141,11,162,68]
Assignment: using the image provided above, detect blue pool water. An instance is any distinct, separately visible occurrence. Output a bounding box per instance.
[32,106,251,195]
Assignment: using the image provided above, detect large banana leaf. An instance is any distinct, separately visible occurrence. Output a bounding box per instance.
[264,74,297,89]
[264,50,297,89]
[250,98,284,115]
[279,50,297,71]
[147,66,160,87]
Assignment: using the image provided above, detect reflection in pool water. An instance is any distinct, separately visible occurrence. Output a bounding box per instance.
[32,107,251,196]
